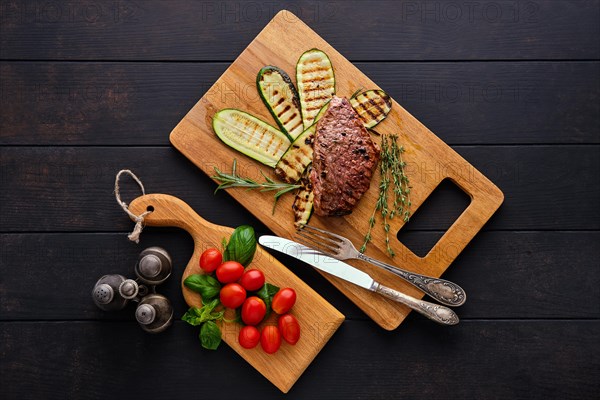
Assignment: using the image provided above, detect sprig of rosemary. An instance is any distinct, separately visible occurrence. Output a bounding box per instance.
[349,87,364,99]
[212,160,302,213]
[360,135,412,257]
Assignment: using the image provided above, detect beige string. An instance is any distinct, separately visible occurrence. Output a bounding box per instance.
[114,169,152,243]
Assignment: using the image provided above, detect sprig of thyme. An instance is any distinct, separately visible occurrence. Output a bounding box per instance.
[360,135,412,257]
[360,141,388,253]
[389,135,412,222]
[212,160,302,212]
[379,136,394,257]
[360,209,377,253]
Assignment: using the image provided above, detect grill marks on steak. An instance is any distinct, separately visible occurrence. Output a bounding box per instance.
[310,96,381,216]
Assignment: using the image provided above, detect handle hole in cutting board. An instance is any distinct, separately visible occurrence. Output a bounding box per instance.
[397,179,471,258]
[146,205,154,212]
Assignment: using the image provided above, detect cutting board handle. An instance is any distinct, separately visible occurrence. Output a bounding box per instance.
[419,168,504,272]
[128,193,231,239]
[128,193,233,308]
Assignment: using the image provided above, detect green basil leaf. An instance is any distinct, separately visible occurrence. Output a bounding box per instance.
[209,310,225,321]
[200,321,222,350]
[223,225,257,267]
[199,298,219,318]
[257,283,280,316]
[257,282,280,299]
[182,299,224,328]
[182,307,203,326]
[202,299,224,321]
[183,274,221,300]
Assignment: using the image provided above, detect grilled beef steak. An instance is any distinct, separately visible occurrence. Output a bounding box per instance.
[310,96,380,216]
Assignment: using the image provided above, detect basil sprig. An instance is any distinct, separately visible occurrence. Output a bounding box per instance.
[223,225,257,267]
[257,283,280,317]
[181,299,223,326]
[181,224,260,350]
[182,299,223,350]
[200,321,222,350]
[183,274,221,300]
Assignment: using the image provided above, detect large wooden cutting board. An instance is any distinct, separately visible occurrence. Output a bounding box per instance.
[170,10,504,330]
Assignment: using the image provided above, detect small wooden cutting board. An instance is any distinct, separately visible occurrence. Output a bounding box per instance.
[170,11,504,330]
[129,193,344,393]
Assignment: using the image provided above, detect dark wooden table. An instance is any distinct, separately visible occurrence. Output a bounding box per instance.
[1,1,599,398]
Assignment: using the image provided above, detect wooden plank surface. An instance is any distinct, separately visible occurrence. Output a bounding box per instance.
[1,0,598,398]
[1,231,599,320]
[1,0,598,60]
[1,146,599,232]
[1,61,598,145]
[1,321,598,399]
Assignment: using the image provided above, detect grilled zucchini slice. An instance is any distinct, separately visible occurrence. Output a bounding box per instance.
[292,168,314,229]
[349,89,392,128]
[257,66,304,141]
[296,49,335,129]
[274,101,330,183]
[212,109,291,168]
[274,124,316,183]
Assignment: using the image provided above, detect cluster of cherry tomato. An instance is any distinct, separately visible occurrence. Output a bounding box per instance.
[200,248,301,354]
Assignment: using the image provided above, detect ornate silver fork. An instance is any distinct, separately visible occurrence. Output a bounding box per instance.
[296,224,466,307]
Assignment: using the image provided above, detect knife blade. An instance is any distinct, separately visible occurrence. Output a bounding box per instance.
[259,235,459,326]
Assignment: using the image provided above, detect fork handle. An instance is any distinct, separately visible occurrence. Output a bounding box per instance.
[372,283,459,325]
[358,253,466,307]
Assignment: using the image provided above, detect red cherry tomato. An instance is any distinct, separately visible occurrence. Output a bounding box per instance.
[260,326,281,354]
[278,314,300,345]
[219,283,246,309]
[239,326,260,349]
[241,296,267,326]
[199,248,222,273]
[216,261,244,284]
[271,288,296,314]
[240,269,265,291]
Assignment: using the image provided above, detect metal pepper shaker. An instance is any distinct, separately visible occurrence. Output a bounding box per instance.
[135,247,172,285]
[135,294,173,334]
